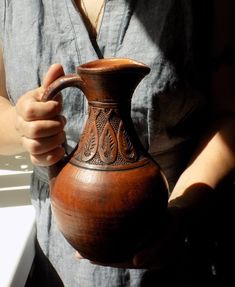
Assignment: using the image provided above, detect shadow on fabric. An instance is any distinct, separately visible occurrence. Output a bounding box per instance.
[25,240,64,287]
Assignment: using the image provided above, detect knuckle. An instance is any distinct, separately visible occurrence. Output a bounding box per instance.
[23,103,38,121]
[48,100,62,115]
[29,153,46,166]
[30,147,65,167]
[28,140,41,155]
[30,155,40,166]
[27,122,41,139]
[46,149,64,164]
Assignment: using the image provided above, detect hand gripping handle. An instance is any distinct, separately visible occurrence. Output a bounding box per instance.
[41,73,84,184]
[41,74,84,102]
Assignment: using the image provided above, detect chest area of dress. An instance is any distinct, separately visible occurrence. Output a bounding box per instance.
[4,0,196,126]
[31,0,189,60]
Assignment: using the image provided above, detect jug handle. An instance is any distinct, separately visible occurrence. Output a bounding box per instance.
[41,73,84,102]
[41,73,84,185]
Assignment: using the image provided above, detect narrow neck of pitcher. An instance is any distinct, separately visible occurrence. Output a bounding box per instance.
[88,100,132,116]
[87,100,144,153]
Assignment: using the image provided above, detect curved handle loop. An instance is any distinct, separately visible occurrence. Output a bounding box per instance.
[40,74,84,180]
[41,73,84,102]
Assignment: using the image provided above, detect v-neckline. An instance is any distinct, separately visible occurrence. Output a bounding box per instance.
[65,0,134,62]
[66,0,106,61]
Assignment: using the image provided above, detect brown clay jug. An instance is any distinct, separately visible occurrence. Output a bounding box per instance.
[42,58,169,264]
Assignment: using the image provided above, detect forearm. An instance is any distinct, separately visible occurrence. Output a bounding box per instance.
[0,97,25,155]
[0,43,24,154]
[169,116,235,207]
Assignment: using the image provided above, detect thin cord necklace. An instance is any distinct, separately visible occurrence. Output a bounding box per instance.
[80,0,105,36]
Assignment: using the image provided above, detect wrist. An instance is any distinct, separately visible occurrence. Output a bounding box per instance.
[0,105,25,155]
[168,183,214,233]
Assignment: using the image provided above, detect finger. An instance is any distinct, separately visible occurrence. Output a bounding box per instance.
[42,63,65,88]
[52,92,63,104]
[22,131,66,155]
[16,91,63,121]
[30,146,65,166]
[17,115,66,139]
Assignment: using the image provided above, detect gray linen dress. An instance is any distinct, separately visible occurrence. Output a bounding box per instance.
[0,1,214,286]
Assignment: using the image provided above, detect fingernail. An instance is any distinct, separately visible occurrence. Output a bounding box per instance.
[61,116,67,126]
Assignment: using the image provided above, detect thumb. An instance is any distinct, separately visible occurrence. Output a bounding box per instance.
[43,63,65,88]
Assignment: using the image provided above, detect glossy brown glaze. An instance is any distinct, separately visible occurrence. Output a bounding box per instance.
[42,58,169,264]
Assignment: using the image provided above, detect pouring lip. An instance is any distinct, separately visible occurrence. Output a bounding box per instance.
[77,58,150,74]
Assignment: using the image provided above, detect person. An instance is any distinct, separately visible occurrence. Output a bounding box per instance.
[0,0,234,286]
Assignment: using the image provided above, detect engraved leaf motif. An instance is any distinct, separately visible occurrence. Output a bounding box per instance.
[118,121,138,162]
[84,132,96,156]
[81,123,98,162]
[99,122,117,164]
[103,130,115,157]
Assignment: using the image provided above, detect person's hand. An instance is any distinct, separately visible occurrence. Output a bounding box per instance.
[15,64,67,166]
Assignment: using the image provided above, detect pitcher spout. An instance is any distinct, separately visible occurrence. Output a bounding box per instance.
[78,58,150,74]
[77,58,151,103]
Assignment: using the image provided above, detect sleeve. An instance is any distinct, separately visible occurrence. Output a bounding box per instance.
[0,0,6,42]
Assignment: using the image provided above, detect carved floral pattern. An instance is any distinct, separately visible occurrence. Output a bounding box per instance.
[74,106,139,166]
[99,119,118,164]
[117,121,138,162]
[80,122,99,162]
[75,108,99,162]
